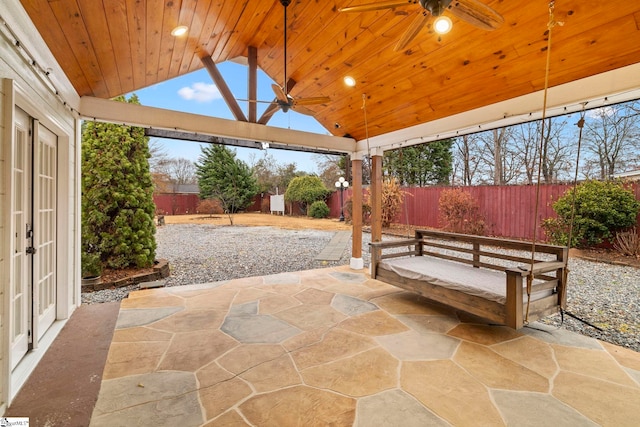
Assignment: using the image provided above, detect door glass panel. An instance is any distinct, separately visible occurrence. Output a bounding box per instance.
[11,107,31,370]
[34,122,57,340]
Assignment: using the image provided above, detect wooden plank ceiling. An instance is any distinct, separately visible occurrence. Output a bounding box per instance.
[20,0,640,141]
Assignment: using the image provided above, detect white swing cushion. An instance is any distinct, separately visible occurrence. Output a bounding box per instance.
[378,256,550,304]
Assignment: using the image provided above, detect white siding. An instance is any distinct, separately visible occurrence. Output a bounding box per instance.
[0,75,7,415]
[0,3,80,410]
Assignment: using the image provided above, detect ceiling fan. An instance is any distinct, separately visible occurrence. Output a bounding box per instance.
[340,0,504,51]
[269,0,330,115]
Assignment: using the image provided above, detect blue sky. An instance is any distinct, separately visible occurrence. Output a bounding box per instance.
[131,61,332,173]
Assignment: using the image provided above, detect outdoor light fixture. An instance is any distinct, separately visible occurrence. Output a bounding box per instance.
[433,16,452,35]
[335,177,350,221]
[343,76,356,87]
[171,25,188,37]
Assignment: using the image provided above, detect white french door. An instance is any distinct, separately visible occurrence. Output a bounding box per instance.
[10,107,58,370]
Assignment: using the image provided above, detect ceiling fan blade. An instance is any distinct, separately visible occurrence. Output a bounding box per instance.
[448,0,504,31]
[339,1,412,13]
[394,11,430,51]
[271,84,289,103]
[293,96,331,106]
[291,105,317,116]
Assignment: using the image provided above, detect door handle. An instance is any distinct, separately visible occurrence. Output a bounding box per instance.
[26,246,37,255]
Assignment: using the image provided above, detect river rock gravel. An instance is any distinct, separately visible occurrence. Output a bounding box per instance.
[82,223,640,352]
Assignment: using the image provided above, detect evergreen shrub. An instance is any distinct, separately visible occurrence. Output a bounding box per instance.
[81,94,156,270]
[542,180,640,247]
[308,200,330,218]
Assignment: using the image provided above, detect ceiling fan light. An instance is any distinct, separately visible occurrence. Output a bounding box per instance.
[171,25,188,37]
[343,76,356,87]
[433,16,452,35]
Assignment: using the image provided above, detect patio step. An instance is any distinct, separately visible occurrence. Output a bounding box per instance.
[139,280,166,290]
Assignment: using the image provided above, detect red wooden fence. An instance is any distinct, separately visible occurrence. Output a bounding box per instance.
[154,193,306,216]
[327,183,640,241]
[154,194,199,215]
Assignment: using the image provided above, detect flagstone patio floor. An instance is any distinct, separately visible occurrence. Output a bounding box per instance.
[90,266,640,426]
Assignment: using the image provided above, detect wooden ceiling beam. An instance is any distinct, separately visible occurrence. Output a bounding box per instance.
[79,96,355,153]
[257,102,280,125]
[248,46,258,123]
[201,55,247,122]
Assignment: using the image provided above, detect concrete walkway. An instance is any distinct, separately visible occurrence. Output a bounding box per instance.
[6,302,120,426]
[89,266,640,426]
[315,231,351,261]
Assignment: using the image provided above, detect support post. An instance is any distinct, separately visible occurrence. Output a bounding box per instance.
[506,270,524,329]
[350,155,363,270]
[370,151,383,243]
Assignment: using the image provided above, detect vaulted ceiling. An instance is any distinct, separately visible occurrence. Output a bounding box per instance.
[19,0,640,142]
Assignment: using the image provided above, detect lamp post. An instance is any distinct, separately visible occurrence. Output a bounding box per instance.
[334,176,349,221]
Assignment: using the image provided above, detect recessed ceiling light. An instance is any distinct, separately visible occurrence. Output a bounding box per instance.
[433,16,452,35]
[171,26,188,37]
[344,76,356,87]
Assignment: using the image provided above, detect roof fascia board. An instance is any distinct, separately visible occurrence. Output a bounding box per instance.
[79,96,355,154]
[0,0,80,109]
[357,62,640,153]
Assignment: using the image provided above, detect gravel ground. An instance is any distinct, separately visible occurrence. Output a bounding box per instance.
[83,223,640,352]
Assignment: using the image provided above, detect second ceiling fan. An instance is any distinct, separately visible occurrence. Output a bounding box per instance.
[340,0,504,51]
[269,0,330,115]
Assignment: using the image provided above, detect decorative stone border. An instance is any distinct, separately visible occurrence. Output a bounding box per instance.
[82,259,170,292]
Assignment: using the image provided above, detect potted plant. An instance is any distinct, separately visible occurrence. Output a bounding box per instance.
[81,251,103,286]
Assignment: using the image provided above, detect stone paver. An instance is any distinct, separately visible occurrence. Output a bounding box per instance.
[356,389,450,427]
[91,265,640,426]
[315,231,351,261]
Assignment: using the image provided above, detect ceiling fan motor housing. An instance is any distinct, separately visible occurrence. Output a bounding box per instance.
[421,0,453,16]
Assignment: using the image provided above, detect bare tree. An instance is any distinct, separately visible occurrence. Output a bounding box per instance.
[155,157,197,188]
[512,122,539,184]
[452,134,487,185]
[148,139,169,172]
[314,153,345,189]
[583,102,640,179]
[514,117,572,184]
[476,127,520,184]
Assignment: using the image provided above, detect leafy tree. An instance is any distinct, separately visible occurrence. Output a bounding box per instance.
[81,94,156,270]
[284,175,331,214]
[195,145,258,223]
[384,139,453,186]
[542,180,640,247]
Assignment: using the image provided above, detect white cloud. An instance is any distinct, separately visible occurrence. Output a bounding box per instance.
[586,105,616,119]
[177,82,222,102]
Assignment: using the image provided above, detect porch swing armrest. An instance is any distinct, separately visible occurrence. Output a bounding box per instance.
[370,239,421,279]
[516,261,566,275]
[369,239,420,250]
